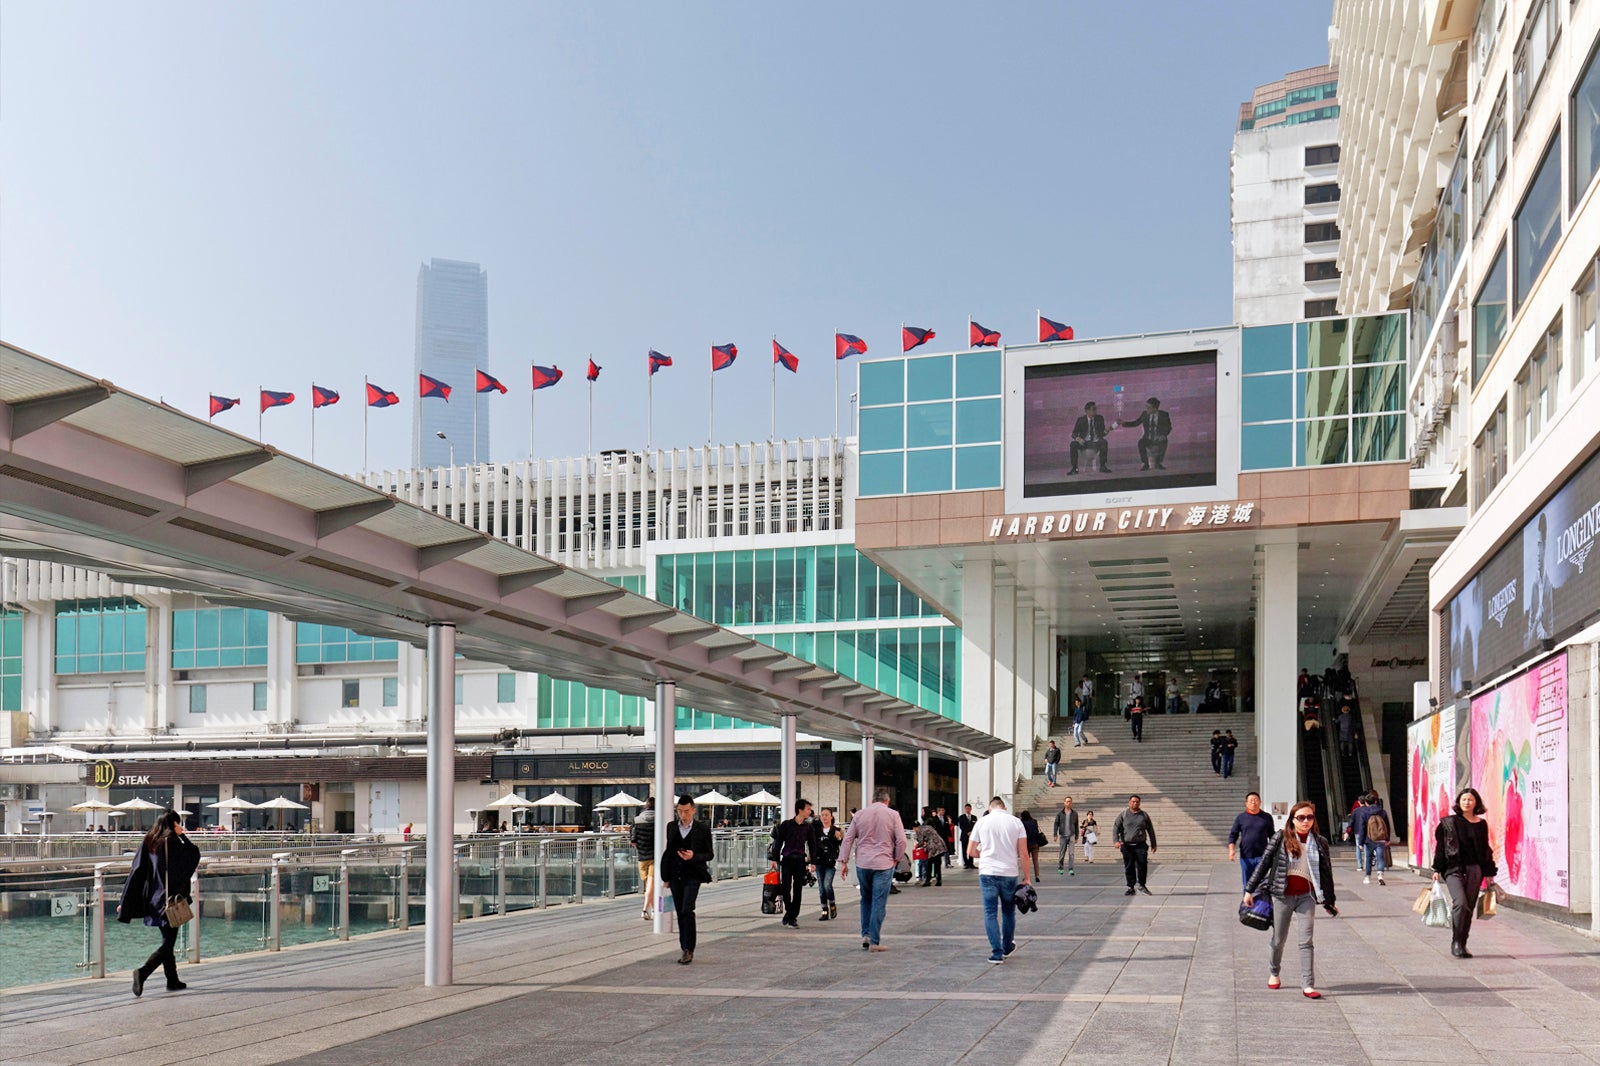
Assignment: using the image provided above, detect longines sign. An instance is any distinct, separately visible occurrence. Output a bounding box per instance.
[988,500,1260,541]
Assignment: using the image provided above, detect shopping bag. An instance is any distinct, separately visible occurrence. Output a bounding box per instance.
[1412,886,1432,915]
[912,846,928,862]
[1421,883,1452,928]
[1476,884,1499,920]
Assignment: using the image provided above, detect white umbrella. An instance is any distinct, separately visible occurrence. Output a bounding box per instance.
[209,797,258,810]
[69,800,116,831]
[693,789,737,807]
[530,792,581,807]
[595,791,646,809]
[738,790,783,806]
[256,794,310,831]
[486,793,537,809]
[115,796,165,830]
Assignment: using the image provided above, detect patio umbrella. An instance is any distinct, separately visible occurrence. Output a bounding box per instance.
[530,791,580,828]
[486,792,537,830]
[69,799,117,831]
[595,791,646,809]
[738,790,782,806]
[115,796,165,830]
[693,789,737,814]
[255,794,310,831]
[209,797,257,831]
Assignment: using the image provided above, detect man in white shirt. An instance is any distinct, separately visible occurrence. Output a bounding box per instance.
[968,796,1031,963]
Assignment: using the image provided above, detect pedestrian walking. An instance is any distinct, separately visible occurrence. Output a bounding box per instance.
[1128,697,1146,742]
[1360,794,1393,885]
[1044,740,1061,787]
[968,796,1030,963]
[956,803,978,869]
[1349,792,1371,871]
[1053,795,1079,876]
[769,799,820,928]
[814,807,842,921]
[1243,800,1338,998]
[1072,696,1090,747]
[1080,811,1099,863]
[936,807,955,868]
[631,796,657,919]
[1228,791,1276,888]
[1210,730,1223,776]
[1337,704,1356,757]
[660,794,714,965]
[1112,794,1157,895]
[1432,787,1498,958]
[117,809,200,996]
[913,813,946,886]
[837,787,906,952]
[1019,810,1045,881]
[1221,730,1238,779]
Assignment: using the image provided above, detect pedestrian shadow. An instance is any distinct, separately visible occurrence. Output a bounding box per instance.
[1327,981,1530,997]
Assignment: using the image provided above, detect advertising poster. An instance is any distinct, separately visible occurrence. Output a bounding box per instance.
[1022,351,1218,498]
[1469,652,1569,906]
[1407,707,1457,869]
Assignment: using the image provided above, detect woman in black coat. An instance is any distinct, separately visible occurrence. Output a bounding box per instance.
[1432,787,1498,958]
[117,809,200,996]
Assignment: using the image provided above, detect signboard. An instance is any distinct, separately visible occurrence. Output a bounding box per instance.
[1469,652,1568,906]
[1407,706,1459,870]
[986,500,1258,542]
[312,875,331,893]
[51,896,77,918]
[92,761,117,789]
[1444,445,1600,699]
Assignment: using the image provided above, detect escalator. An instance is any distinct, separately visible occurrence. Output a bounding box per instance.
[1298,717,1331,837]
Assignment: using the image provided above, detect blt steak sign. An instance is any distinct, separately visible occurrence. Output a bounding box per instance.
[988,501,1259,541]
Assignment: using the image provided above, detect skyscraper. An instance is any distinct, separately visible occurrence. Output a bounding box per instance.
[412,258,488,468]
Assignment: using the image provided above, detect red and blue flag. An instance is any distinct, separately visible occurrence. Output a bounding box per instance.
[419,374,452,401]
[476,370,508,395]
[1039,315,1074,342]
[586,358,601,382]
[902,325,936,352]
[531,365,563,390]
[312,386,340,408]
[366,383,400,408]
[209,395,240,417]
[711,343,738,371]
[773,340,799,373]
[834,333,868,360]
[648,350,673,375]
[969,321,1001,348]
[260,389,295,412]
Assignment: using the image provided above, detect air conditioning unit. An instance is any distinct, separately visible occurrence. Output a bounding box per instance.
[176,670,190,682]
[312,664,326,676]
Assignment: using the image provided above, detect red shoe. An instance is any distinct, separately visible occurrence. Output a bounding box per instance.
[1302,988,1322,999]
[1267,976,1280,990]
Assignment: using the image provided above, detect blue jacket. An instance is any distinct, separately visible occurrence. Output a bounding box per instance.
[1228,810,1276,860]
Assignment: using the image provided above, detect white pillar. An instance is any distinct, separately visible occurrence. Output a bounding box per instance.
[960,558,996,805]
[1014,601,1034,784]
[992,581,1018,808]
[1035,620,1051,744]
[652,679,675,935]
[780,713,797,816]
[1258,539,1298,816]
[862,735,876,804]
[958,760,969,809]
[424,622,456,987]
[916,747,929,814]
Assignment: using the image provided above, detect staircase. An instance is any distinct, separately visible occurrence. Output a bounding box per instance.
[1019,714,1261,864]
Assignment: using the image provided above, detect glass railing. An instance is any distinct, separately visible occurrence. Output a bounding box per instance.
[0,829,771,989]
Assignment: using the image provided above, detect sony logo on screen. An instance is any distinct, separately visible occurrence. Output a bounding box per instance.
[988,501,1256,540]
[1488,580,1518,627]
[1556,500,1600,573]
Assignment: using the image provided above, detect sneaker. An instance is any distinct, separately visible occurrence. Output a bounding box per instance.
[1069,870,1076,876]
[1057,867,1064,875]
[989,954,1004,964]
[1138,885,1152,895]
[1003,943,1016,957]
[818,911,830,921]
[1378,876,1386,886]
[1124,888,1136,896]
[1363,876,1371,884]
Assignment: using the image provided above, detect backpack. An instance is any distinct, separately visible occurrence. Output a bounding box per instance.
[1365,811,1390,843]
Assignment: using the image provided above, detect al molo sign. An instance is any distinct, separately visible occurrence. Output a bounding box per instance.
[989,501,1258,541]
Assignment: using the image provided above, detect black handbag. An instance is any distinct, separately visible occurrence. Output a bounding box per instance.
[1238,897,1273,931]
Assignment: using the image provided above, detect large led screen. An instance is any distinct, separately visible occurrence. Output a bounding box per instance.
[1022,351,1218,498]
[1469,652,1568,906]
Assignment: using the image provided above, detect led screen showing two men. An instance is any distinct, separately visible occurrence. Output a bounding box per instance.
[1022,351,1219,498]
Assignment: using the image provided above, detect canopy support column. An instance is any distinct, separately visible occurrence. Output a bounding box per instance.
[862,735,876,806]
[652,679,676,935]
[780,713,798,817]
[424,622,456,987]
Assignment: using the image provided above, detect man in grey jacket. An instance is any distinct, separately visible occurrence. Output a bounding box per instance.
[1112,795,1157,896]
[1053,796,1079,875]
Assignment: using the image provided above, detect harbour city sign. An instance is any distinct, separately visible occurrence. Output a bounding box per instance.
[988,500,1260,541]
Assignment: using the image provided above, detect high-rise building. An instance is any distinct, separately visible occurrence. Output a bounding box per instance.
[412,259,488,469]
[1231,64,1343,325]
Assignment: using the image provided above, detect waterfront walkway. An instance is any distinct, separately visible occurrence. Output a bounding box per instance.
[4,860,1600,1066]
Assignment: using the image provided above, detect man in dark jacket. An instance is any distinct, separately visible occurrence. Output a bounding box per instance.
[1069,401,1111,474]
[770,799,820,927]
[956,804,978,869]
[1228,791,1276,888]
[1112,795,1157,895]
[660,795,714,964]
[1053,796,1080,875]
[1119,396,1172,470]
[631,797,656,920]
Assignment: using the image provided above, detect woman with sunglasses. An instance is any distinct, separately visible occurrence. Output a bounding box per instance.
[1431,787,1497,958]
[1243,801,1339,998]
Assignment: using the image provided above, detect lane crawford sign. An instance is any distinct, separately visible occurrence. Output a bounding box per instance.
[987,500,1260,541]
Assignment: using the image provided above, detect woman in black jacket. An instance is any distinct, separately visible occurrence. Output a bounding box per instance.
[117,809,200,996]
[1243,801,1338,998]
[1432,787,1498,958]
[815,807,843,921]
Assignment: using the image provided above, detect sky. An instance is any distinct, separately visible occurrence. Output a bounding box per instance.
[1,2,1335,475]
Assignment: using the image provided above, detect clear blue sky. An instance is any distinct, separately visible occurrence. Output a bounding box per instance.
[1,2,1334,472]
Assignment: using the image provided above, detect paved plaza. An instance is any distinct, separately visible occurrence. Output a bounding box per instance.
[4,860,1600,1066]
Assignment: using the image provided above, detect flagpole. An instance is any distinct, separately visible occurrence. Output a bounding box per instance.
[310,386,317,465]
[473,389,479,468]
[529,367,535,461]
[257,385,263,442]
[363,376,369,476]
[587,363,594,457]
[647,363,653,452]
[770,336,776,441]
[832,334,838,445]
[708,344,714,445]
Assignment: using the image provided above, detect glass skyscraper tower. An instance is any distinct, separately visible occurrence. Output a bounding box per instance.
[411,258,488,468]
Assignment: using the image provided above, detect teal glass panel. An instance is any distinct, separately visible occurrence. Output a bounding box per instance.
[954,445,1002,490]
[172,649,194,670]
[856,631,877,688]
[1297,418,1350,465]
[219,609,243,649]
[955,350,1002,397]
[1351,313,1406,365]
[498,673,516,703]
[245,609,268,647]
[173,610,196,652]
[906,449,953,493]
[56,612,75,658]
[712,552,733,626]
[954,398,1002,443]
[859,360,905,406]
[1353,413,1405,462]
[833,629,856,676]
[732,550,753,626]
[906,354,953,401]
[219,647,242,668]
[815,631,836,670]
[835,549,857,622]
[859,452,904,496]
[347,642,373,662]
[253,681,268,711]
[693,553,715,620]
[124,613,145,664]
[1241,423,1294,470]
[792,548,812,624]
[875,563,903,619]
[754,548,776,624]
[383,676,398,707]
[1352,363,1403,414]
[906,403,952,447]
[1242,375,1293,422]
[772,548,795,625]
[942,628,959,720]
[1298,370,1349,418]
[189,686,207,713]
[1296,318,1350,368]
[1242,325,1294,374]
[101,613,124,655]
[323,644,347,664]
[80,619,100,657]
[856,558,877,622]
[195,610,219,651]
[813,546,836,623]
[859,407,904,452]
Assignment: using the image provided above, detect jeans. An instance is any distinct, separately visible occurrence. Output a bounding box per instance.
[856,866,893,945]
[779,856,807,922]
[1121,842,1149,888]
[1073,720,1085,745]
[979,874,1018,959]
[1130,713,1144,741]
[1363,841,1388,877]
[816,865,836,907]
[1269,892,1316,988]
[1239,854,1262,889]
[670,878,702,952]
[1221,751,1234,778]
[1045,762,1058,785]
[1443,864,1483,947]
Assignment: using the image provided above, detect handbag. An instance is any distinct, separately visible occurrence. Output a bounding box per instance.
[1421,882,1452,928]
[912,845,929,862]
[163,840,193,928]
[1238,896,1273,931]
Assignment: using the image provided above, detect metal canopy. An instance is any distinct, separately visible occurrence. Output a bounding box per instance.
[0,341,1005,759]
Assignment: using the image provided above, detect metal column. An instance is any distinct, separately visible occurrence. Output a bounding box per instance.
[652,679,676,935]
[958,760,969,809]
[916,746,929,814]
[862,735,876,804]
[425,622,457,986]
[780,713,798,816]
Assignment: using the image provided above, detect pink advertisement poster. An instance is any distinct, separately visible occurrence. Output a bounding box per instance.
[1469,652,1569,906]
[1408,708,1456,870]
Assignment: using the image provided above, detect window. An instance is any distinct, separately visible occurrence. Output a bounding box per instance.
[1512,0,1560,125]
[1575,39,1600,206]
[1305,222,1341,243]
[1304,299,1337,318]
[252,681,267,712]
[1473,88,1509,227]
[1474,401,1509,505]
[340,679,360,708]
[1577,262,1600,385]
[1285,82,1338,106]
[1305,182,1340,205]
[1284,106,1340,126]
[172,606,268,669]
[1516,315,1564,455]
[1304,260,1341,282]
[382,676,399,707]
[454,675,464,705]
[1,612,21,712]
[1514,133,1563,307]
[1305,144,1340,166]
[54,599,147,675]
[1473,0,1505,81]
[1473,241,1509,382]
[295,623,399,664]
[188,685,207,714]
[497,673,516,703]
